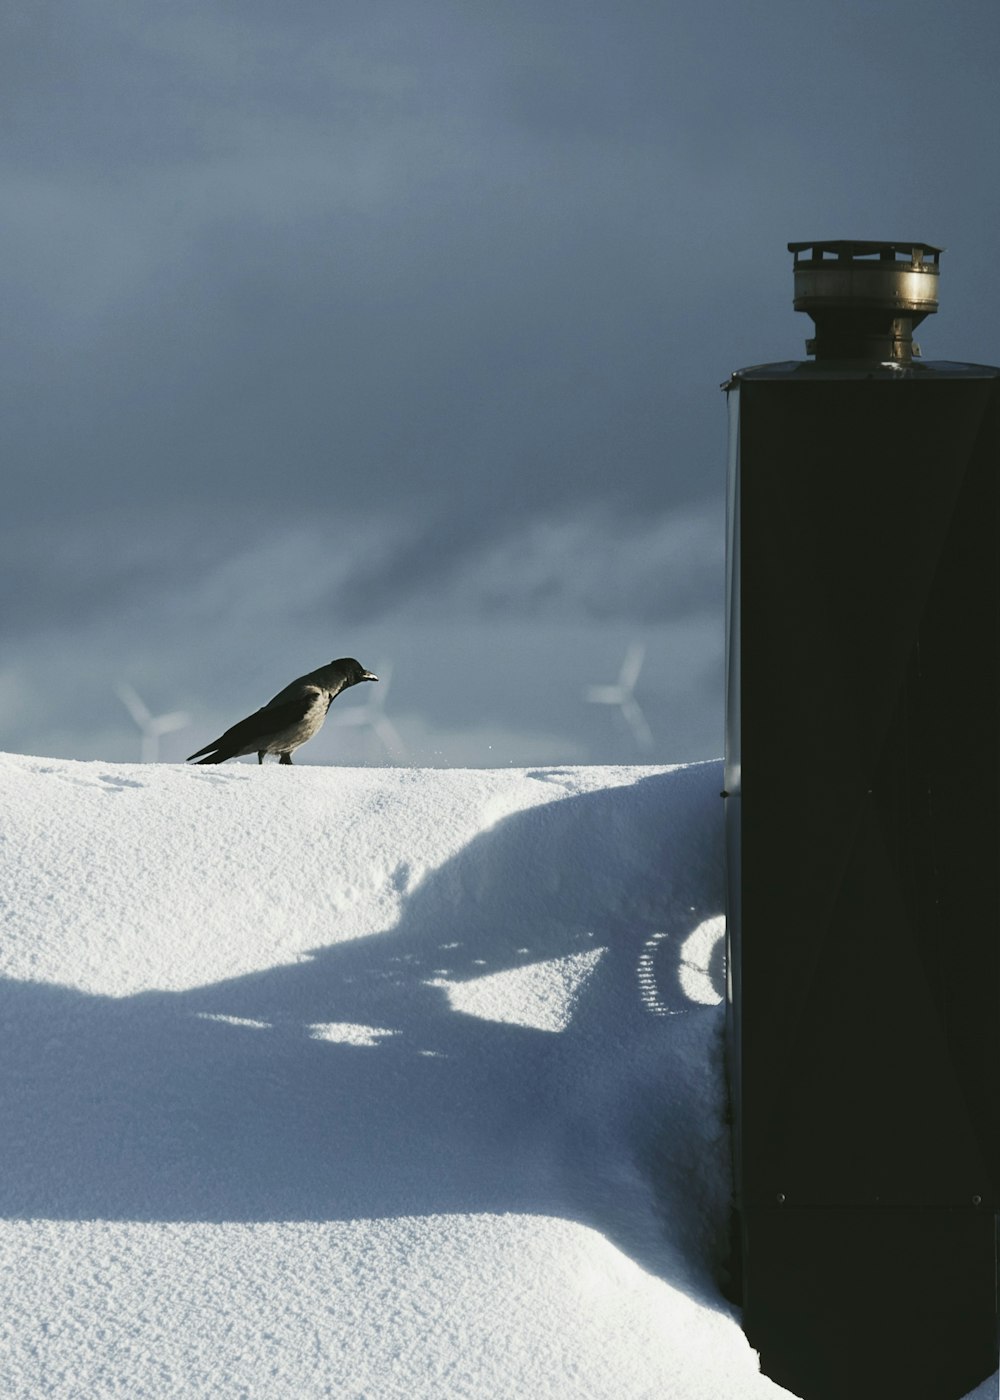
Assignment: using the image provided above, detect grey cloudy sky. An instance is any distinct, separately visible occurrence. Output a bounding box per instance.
[4,0,1000,765]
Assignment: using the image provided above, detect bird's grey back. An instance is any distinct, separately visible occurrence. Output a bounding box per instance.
[265,660,350,709]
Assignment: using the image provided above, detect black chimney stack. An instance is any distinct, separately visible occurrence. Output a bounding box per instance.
[723,241,1000,1399]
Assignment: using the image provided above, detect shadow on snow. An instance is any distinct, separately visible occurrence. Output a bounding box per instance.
[0,762,729,1303]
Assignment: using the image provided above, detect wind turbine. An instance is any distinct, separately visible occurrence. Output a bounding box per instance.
[585,641,653,750]
[116,683,190,763]
[326,659,405,757]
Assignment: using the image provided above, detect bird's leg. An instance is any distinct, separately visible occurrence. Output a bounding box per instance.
[258,752,265,765]
[279,752,293,765]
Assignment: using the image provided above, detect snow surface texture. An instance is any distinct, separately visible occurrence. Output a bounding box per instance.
[0,754,995,1400]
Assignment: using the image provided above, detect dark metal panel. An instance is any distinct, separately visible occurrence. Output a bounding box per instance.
[732,374,1000,1212]
[743,1207,998,1400]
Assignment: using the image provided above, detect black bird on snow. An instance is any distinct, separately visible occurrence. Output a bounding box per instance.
[187,658,378,765]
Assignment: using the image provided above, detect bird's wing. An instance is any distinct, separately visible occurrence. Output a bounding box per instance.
[265,673,319,707]
[187,694,318,760]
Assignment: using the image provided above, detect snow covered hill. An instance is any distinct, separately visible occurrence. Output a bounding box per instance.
[0,754,995,1399]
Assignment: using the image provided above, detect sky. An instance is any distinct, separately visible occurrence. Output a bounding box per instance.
[4,0,1000,766]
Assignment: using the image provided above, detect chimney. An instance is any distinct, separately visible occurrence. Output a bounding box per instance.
[721,241,1000,1400]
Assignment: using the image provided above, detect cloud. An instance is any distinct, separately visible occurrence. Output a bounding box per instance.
[3,0,739,545]
[4,0,1000,768]
[1,494,722,648]
[333,500,724,624]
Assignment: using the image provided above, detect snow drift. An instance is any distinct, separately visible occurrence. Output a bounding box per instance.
[0,754,994,1399]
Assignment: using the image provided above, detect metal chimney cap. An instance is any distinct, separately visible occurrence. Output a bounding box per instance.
[788,240,943,261]
[788,240,943,361]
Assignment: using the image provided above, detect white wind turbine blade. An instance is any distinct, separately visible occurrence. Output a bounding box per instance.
[116,684,189,762]
[619,640,645,691]
[621,697,654,750]
[148,711,190,738]
[584,643,654,751]
[116,682,151,729]
[585,683,624,705]
[327,705,369,728]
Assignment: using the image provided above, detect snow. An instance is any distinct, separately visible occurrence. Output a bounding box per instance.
[0,752,995,1399]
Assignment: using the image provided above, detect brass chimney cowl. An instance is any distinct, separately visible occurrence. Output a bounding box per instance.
[789,240,942,363]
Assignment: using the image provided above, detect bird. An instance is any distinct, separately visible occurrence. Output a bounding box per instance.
[187,658,378,765]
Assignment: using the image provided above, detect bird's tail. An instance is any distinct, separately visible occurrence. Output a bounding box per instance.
[186,744,232,764]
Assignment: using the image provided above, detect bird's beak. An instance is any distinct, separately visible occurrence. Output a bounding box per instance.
[361,671,378,682]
